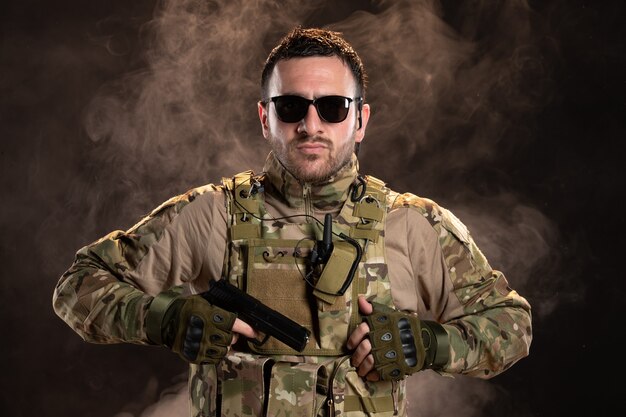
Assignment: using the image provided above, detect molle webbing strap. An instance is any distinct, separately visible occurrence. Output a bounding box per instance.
[343,395,396,413]
[350,175,388,243]
[231,223,260,240]
[223,171,262,240]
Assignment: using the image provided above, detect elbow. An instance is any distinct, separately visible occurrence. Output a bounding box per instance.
[487,308,533,378]
[52,277,92,339]
[515,308,533,361]
[458,306,533,379]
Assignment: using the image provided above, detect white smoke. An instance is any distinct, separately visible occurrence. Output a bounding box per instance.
[73,1,562,416]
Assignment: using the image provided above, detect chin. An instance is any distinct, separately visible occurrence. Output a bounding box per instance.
[294,165,331,183]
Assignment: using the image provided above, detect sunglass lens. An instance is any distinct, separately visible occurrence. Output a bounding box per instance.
[317,96,350,123]
[274,96,308,123]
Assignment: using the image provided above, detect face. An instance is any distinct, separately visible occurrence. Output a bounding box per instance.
[258,56,370,183]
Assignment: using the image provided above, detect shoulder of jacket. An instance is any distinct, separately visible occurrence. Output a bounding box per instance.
[151,183,222,214]
[221,170,265,190]
[390,192,471,245]
[128,183,223,233]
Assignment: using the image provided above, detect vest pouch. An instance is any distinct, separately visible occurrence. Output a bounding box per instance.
[313,241,358,306]
[244,239,354,355]
[218,353,274,417]
[266,361,333,417]
[244,239,317,354]
[326,357,407,417]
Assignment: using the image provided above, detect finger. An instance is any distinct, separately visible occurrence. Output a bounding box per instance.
[358,296,373,315]
[356,353,376,377]
[232,318,257,338]
[346,321,370,350]
[365,370,381,382]
[351,337,372,368]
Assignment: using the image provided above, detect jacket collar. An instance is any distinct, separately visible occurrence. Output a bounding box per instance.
[262,151,358,211]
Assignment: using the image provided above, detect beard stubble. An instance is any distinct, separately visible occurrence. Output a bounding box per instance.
[267,132,356,183]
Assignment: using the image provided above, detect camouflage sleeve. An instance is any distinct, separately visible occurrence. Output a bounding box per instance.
[52,184,222,345]
[397,193,532,379]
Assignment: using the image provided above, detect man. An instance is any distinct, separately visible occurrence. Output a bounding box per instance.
[53,27,532,416]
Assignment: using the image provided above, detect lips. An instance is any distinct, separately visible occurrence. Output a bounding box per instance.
[295,140,329,154]
[298,143,326,150]
[297,145,327,155]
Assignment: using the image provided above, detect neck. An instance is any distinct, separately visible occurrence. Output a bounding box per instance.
[263,152,359,211]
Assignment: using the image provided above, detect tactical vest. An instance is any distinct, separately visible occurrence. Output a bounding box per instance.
[189,171,407,417]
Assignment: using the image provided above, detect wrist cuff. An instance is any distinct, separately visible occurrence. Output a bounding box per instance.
[146,287,182,345]
[421,321,450,370]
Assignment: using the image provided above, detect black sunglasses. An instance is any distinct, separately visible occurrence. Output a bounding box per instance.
[267,95,362,124]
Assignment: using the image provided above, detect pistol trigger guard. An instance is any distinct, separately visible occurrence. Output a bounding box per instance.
[250,333,271,346]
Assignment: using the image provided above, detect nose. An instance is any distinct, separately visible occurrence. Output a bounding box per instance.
[297,103,323,135]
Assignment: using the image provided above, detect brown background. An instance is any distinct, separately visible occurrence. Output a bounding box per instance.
[1,0,623,416]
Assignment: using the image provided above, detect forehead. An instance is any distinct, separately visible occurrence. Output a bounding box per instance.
[268,56,356,97]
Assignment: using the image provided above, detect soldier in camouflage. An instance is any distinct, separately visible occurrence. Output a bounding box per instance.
[53,27,532,416]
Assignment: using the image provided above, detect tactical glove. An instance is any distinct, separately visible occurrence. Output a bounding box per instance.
[364,302,449,381]
[145,287,236,364]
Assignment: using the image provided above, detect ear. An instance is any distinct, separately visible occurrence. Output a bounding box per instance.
[258,101,270,139]
[354,102,370,143]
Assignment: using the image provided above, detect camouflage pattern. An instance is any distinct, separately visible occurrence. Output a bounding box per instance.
[52,150,531,416]
[208,152,406,416]
[222,153,393,356]
[52,185,220,345]
[189,363,219,416]
[392,194,532,377]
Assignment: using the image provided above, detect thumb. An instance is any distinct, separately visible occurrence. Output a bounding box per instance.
[357,295,374,315]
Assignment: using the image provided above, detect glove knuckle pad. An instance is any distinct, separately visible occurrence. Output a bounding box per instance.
[364,305,426,381]
[174,296,236,364]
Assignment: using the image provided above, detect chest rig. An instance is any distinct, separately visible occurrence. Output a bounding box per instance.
[185,170,409,417]
[223,170,392,355]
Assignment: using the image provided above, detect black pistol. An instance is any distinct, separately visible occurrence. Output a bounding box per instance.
[202,279,310,352]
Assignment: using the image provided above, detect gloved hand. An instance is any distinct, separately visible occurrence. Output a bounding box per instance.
[363,302,449,381]
[145,287,237,364]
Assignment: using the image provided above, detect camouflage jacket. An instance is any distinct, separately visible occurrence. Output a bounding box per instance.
[53,151,532,413]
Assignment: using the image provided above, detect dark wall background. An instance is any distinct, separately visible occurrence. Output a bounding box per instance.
[1,1,623,416]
